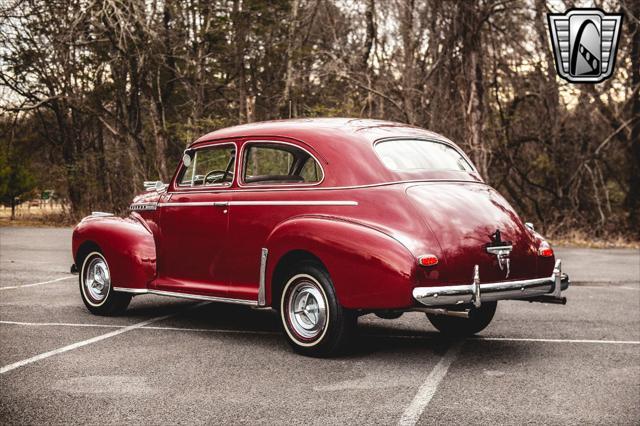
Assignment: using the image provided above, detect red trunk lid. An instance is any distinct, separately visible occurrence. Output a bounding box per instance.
[406,182,539,285]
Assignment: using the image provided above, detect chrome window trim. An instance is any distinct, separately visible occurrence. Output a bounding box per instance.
[258,248,268,307]
[237,140,326,188]
[175,141,238,189]
[112,287,258,306]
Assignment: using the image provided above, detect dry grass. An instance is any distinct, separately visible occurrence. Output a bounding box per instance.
[549,230,639,249]
[0,203,75,227]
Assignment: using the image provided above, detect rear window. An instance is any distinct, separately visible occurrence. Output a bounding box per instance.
[374,139,473,172]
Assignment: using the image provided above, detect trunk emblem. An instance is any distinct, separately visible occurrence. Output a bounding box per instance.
[485,229,512,278]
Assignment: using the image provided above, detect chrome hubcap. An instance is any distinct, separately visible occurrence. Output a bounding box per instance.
[287,281,327,340]
[84,257,110,302]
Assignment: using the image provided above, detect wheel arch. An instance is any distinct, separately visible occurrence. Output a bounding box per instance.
[72,215,156,290]
[271,249,327,311]
[75,240,102,270]
[264,215,418,310]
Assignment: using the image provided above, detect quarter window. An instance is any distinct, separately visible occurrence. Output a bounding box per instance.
[179,144,236,187]
[242,143,323,185]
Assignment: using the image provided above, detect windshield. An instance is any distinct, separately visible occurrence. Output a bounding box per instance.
[374,139,473,172]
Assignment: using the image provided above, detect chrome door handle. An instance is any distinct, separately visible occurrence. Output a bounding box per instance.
[212,202,229,207]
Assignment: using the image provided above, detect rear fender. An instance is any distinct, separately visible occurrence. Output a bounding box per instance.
[265,216,418,309]
[72,213,156,290]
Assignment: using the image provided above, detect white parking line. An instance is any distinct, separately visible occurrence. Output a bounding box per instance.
[0,320,124,328]
[398,342,462,426]
[476,336,640,345]
[0,276,74,290]
[0,303,208,375]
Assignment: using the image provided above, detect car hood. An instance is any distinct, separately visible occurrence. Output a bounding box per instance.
[405,182,540,285]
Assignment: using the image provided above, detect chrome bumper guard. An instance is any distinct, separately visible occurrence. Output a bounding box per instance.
[413,259,569,308]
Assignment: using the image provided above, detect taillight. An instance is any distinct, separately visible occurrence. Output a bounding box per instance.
[418,254,439,266]
[538,241,553,257]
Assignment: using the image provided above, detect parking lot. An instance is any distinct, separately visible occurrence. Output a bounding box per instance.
[1,227,638,424]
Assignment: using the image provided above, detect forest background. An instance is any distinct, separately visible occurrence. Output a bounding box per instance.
[0,0,638,242]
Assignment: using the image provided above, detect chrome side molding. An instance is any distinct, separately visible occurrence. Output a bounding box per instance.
[91,211,114,217]
[258,248,268,307]
[112,287,258,306]
[129,203,158,211]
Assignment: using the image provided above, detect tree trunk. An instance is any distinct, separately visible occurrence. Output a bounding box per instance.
[460,1,488,180]
[399,0,416,124]
[283,0,300,116]
[233,0,248,123]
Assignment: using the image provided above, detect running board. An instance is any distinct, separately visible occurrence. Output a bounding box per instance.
[112,287,258,306]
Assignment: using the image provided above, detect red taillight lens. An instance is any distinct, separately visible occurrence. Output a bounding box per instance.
[418,254,439,266]
[538,242,554,257]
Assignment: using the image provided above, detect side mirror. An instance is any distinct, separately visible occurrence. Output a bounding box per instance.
[143,180,166,192]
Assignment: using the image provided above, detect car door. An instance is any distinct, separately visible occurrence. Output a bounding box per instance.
[226,140,326,301]
[154,142,236,297]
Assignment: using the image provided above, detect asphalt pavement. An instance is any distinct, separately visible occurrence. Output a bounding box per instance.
[0,227,638,424]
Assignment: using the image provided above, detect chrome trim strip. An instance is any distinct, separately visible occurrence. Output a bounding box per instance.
[485,245,513,254]
[113,287,258,305]
[91,211,114,217]
[129,203,158,211]
[413,259,569,307]
[166,178,486,194]
[229,200,358,206]
[157,202,219,207]
[113,287,149,294]
[258,248,268,307]
[157,200,358,207]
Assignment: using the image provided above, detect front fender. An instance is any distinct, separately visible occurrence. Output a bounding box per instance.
[265,216,418,309]
[72,214,156,290]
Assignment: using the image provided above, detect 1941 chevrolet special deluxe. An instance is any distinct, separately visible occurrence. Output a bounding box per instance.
[71,118,569,356]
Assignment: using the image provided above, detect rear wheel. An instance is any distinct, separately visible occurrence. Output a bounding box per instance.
[427,301,497,336]
[79,252,131,316]
[280,262,356,357]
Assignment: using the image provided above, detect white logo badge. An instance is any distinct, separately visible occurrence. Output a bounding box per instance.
[547,8,623,83]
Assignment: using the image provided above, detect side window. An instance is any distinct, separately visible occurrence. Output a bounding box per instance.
[179,144,236,187]
[242,143,323,185]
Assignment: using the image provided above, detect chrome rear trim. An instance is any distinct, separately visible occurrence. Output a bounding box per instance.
[112,287,258,306]
[258,248,268,307]
[413,259,569,307]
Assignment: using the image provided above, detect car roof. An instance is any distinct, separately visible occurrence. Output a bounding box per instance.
[191,118,448,148]
[188,118,477,186]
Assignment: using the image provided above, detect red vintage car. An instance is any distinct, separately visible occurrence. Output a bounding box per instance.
[71,118,569,356]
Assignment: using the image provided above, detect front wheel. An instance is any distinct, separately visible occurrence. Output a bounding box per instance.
[280,262,356,357]
[79,251,131,316]
[427,301,497,336]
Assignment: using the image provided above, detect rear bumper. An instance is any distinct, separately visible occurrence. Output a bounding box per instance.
[413,259,569,307]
